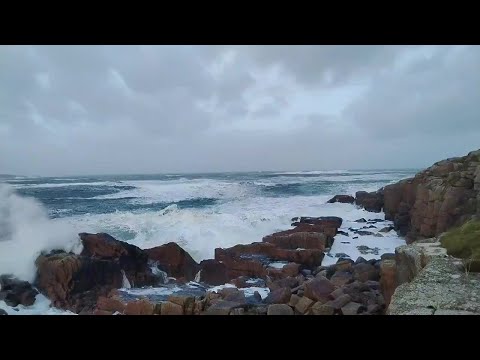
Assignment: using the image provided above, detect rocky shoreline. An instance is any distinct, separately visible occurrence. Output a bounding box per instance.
[1,149,479,315]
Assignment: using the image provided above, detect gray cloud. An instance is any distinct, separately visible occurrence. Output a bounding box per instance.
[0,45,479,176]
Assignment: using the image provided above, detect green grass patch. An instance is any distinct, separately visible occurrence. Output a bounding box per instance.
[440,220,480,272]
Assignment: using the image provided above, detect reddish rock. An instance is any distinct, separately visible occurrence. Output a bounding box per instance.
[96,296,126,313]
[267,262,301,279]
[197,259,228,286]
[146,242,199,281]
[168,294,196,314]
[382,149,480,241]
[263,232,327,250]
[268,276,299,291]
[265,287,291,304]
[35,251,123,312]
[355,191,384,213]
[267,304,294,315]
[327,195,355,204]
[353,263,379,282]
[79,233,157,287]
[289,294,301,307]
[310,302,335,315]
[272,248,324,268]
[329,288,345,300]
[335,259,353,273]
[124,299,155,315]
[294,296,314,314]
[303,276,335,303]
[161,301,184,315]
[330,271,354,287]
[379,259,397,308]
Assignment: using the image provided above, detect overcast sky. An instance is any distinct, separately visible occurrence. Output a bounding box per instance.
[1,45,479,176]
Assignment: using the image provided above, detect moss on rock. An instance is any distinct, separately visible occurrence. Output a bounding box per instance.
[440,220,480,272]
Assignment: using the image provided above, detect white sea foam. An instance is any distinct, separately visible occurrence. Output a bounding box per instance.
[0,184,81,282]
[11,181,119,189]
[0,293,76,315]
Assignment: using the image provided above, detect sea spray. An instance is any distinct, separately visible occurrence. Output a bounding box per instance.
[0,184,81,282]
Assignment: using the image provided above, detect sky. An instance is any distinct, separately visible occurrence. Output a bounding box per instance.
[1,45,479,176]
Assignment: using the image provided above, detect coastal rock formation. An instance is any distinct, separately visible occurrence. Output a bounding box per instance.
[382,149,480,242]
[145,242,200,282]
[0,275,38,307]
[355,191,384,213]
[327,195,355,204]
[80,232,157,287]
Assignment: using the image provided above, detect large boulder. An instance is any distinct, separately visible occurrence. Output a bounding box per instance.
[35,251,123,312]
[355,191,384,213]
[327,195,355,204]
[79,233,157,286]
[196,259,228,286]
[0,275,39,307]
[303,276,335,303]
[145,242,200,281]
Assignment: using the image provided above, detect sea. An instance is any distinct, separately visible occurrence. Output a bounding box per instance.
[0,169,417,314]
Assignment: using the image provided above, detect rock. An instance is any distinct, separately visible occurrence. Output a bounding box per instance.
[263,231,327,250]
[341,302,366,315]
[365,280,381,290]
[355,218,367,223]
[335,253,350,259]
[294,296,314,314]
[329,288,345,300]
[124,299,155,315]
[267,304,294,315]
[267,276,299,291]
[355,230,375,236]
[355,257,367,264]
[330,272,354,287]
[35,251,123,312]
[353,236,359,239]
[168,294,196,314]
[327,195,355,204]
[0,275,38,307]
[366,304,383,315]
[382,149,480,241]
[229,308,245,315]
[363,225,377,229]
[146,242,200,281]
[206,300,244,315]
[380,253,395,261]
[221,289,247,305]
[196,259,228,286]
[310,302,335,315]
[0,309,8,315]
[379,259,397,309]
[335,259,354,272]
[289,294,301,307]
[161,301,184,315]
[355,191,384,213]
[379,226,394,233]
[353,263,379,282]
[301,269,312,277]
[374,233,384,237]
[303,276,335,303]
[265,287,291,304]
[253,291,262,302]
[79,233,157,287]
[326,294,352,311]
[96,295,127,313]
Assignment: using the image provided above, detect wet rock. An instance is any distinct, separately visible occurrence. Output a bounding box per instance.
[337,230,349,236]
[329,288,345,300]
[310,302,335,315]
[303,276,335,303]
[267,304,294,315]
[355,257,367,264]
[374,233,384,237]
[379,226,394,233]
[288,294,301,307]
[301,269,312,277]
[355,218,367,223]
[0,309,8,315]
[380,253,395,261]
[355,230,375,236]
[263,231,327,251]
[146,242,200,282]
[327,195,355,204]
[161,301,184,315]
[265,287,291,304]
[267,276,299,291]
[326,294,352,311]
[335,259,354,271]
[0,275,38,307]
[355,191,384,213]
[197,259,228,286]
[96,295,127,314]
[330,272,354,287]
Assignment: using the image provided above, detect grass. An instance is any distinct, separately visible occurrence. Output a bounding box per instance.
[440,220,480,273]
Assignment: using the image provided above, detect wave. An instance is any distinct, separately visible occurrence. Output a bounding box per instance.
[0,184,81,282]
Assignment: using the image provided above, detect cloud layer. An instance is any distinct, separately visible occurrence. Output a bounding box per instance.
[1,45,479,175]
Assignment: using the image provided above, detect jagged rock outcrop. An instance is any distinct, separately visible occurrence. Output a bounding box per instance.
[355,191,384,213]
[382,149,480,242]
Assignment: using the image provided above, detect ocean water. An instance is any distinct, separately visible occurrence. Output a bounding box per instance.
[0,169,417,314]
